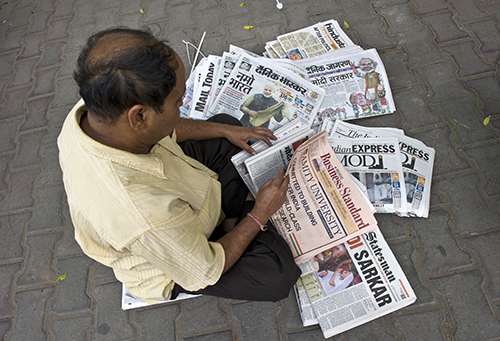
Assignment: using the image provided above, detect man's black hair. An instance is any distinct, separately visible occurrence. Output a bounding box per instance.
[74,27,178,121]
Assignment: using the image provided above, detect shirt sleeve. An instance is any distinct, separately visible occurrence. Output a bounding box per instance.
[128,207,225,292]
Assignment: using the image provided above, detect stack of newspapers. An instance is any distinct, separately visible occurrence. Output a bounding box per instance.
[181,19,396,128]
[180,20,425,338]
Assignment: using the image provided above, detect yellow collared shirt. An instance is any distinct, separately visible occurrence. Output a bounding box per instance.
[57,99,225,303]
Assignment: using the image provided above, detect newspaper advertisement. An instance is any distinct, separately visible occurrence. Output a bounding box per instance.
[328,137,407,216]
[271,131,378,263]
[294,48,396,123]
[207,55,325,131]
[329,120,435,217]
[276,19,355,60]
[297,226,416,338]
[189,55,221,120]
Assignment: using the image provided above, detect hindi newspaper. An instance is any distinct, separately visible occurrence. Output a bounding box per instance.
[271,131,378,263]
[328,136,407,216]
[207,55,325,131]
[296,226,416,338]
[293,48,396,123]
[276,19,355,59]
[328,120,435,217]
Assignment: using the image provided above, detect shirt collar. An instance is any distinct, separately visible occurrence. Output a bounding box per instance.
[71,99,166,178]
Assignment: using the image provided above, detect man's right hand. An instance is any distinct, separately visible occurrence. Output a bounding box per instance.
[250,167,290,224]
[249,110,259,118]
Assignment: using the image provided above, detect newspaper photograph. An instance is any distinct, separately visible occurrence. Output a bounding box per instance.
[207,55,325,131]
[294,48,396,123]
[297,226,416,338]
[271,131,378,263]
[328,120,435,217]
[276,19,355,60]
[328,137,407,216]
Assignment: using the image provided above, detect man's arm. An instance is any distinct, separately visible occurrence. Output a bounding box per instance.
[175,118,276,155]
[217,167,289,273]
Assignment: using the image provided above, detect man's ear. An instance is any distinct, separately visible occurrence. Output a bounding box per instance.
[127,105,148,131]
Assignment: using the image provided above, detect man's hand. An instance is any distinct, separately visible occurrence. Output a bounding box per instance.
[248,110,259,118]
[250,167,289,223]
[223,124,277,155]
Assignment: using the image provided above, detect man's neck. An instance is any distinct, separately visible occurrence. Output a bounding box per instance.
[80,113,153,154]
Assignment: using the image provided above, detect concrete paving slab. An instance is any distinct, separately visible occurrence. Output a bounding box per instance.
[1,0,499,340]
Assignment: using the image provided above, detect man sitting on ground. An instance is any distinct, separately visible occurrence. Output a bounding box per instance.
[58,28,301,303]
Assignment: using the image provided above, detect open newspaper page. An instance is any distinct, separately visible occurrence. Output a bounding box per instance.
[276,19,355,60]
[244,129,314,193]
[271,131,377,263]
[329,120,435,217]
[297,227,416,338]
[231,119,312,196]
[207,55,325,132]
[294,48,396,123]
[295,278,319,326]
[189,55,220,119]
[328,137,407,216]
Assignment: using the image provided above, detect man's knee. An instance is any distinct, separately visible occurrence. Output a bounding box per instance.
[208,114,241,126]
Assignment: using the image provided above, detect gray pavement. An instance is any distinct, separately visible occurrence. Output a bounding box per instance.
[1,0,500,339]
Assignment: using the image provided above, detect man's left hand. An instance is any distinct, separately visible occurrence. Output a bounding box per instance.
[224,125,277,155]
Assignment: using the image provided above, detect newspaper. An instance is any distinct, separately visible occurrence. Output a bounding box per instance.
[231,119,313,196]
[189,55,221,119]
[328,120,435,217]
[328,136,407,216]
[211,52,240,109]
[207,55,325,131]
[294,278,319,326]
[244,128,314,192]
[271,131,378,263]
[269,40,288,59]
[293,48,396,123]
[121,283,199,310]
[265,41,281,59]
[180,65,199,118]
[276,19,355,60]
[296,226,416,338]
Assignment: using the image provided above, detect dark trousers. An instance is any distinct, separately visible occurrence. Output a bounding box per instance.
[173,114,301,301]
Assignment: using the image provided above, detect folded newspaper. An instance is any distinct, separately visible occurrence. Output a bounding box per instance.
[295,226,416,338]
[232,129,378,264]
[276,19,355,59]
[326,120,435,218]
[207,54,326,132]
[293,47,396,123]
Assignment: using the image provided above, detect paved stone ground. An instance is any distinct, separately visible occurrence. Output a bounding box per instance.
[0,0,499,340]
